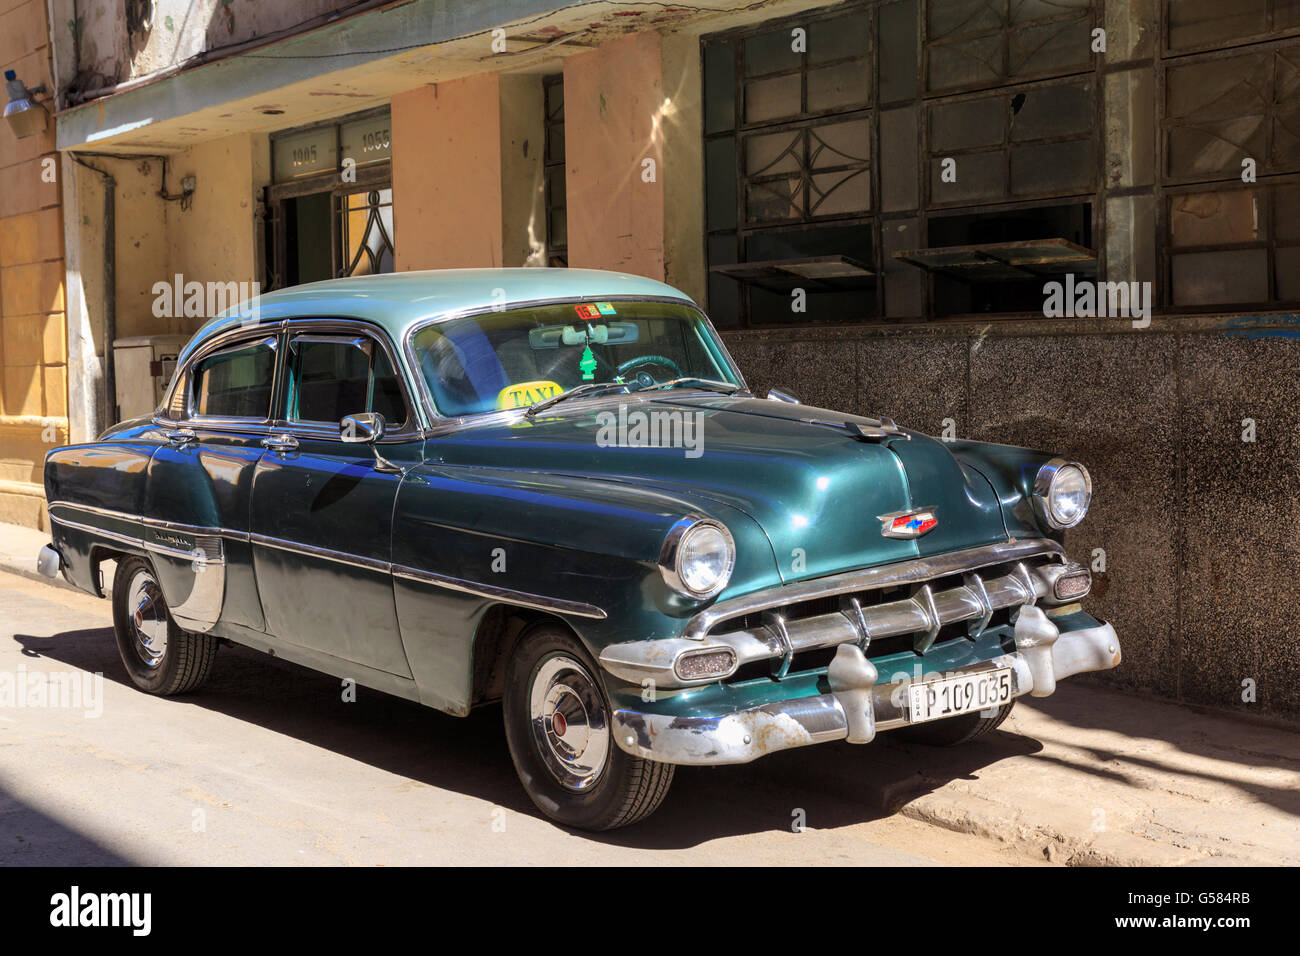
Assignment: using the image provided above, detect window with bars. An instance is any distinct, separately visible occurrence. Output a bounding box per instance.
[703,4,877,328]
[1166,0,1300,53]
[924,0,1094,94]
[264,108,396,291]
[703,0,1104,326]
[1160,18,1300,308]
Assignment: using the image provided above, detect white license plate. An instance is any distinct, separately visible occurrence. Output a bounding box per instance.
[907,668,1015,724]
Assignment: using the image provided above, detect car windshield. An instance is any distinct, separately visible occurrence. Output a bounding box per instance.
[410,300,743,417]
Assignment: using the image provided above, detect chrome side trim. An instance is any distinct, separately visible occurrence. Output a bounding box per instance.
[47,501,250,542]
[48,506,227,632]
[391,564,608,620]
[249,533,391,574]
[167,535,225,633]
[682,538,1065,641]
[49,502,607,622]
[48,513,142,550]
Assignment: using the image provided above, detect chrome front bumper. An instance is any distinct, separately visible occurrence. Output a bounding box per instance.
[610,608,1121,766]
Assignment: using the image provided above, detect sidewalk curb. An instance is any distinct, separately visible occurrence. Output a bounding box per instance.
[0,555,83,594]
[0,521,83,595]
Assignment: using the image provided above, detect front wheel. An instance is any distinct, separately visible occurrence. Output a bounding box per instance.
[503,625,674,830]
[111,556,219,696]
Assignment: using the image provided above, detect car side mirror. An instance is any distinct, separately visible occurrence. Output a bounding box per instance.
[766,387,800,404]
[340,412,402,474]
[340,412,386,444]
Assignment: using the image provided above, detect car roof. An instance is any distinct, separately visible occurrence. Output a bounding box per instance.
[178,268,697,364]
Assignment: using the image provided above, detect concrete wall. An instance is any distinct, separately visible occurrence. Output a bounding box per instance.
[661,30,706,305]
[0,0,67,529]
[723,316,1300,721]
[392,74,505,271]
[165,133,264,334]
[498,74,546,269]
[563,31,666,280]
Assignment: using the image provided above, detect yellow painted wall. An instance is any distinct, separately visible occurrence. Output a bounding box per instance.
[166,133,263,334]
[391,74,505,270]
[0,0,67,529]
[563,31,666,280]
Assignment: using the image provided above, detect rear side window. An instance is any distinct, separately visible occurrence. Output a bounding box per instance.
[191,339,276,419]
[289,335,407,427]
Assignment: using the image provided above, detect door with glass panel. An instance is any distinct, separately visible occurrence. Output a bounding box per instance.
[248,323,420,677]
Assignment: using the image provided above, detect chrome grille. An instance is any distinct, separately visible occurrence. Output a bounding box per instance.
[686,540,1069,680]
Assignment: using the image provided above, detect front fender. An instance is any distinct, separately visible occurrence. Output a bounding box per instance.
[947,440,1060,541]
[394,463,778,641]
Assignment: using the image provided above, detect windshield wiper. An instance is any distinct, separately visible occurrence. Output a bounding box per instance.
[523,381,629,418]
[635,377,743,395]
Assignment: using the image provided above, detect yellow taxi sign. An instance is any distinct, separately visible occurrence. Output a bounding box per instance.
[497,380,563,410]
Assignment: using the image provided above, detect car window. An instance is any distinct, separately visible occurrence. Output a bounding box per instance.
[289,335,407,427]
[191,338,276,419]
[410,300,739,417]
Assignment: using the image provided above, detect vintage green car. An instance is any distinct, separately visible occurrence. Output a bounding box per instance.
[38,269,1120,830]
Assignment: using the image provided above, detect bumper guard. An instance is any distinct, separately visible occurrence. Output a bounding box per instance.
[611,607,1120,765]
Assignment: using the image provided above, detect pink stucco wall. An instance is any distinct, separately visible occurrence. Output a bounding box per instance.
[563,31,665,279]
[391,73,504,270]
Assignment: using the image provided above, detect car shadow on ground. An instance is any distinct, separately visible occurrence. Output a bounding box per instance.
[14,625,1047,849]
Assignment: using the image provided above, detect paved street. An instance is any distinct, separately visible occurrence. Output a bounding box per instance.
[1,568,1296,866]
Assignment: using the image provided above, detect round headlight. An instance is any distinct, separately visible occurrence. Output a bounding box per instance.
[1033,459,1092,530]
[660,518,735,599]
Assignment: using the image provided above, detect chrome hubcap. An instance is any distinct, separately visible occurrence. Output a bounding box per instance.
[127,569,168,668]
[529,655,610,791]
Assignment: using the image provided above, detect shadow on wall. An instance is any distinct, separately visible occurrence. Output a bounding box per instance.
[723,322,1300,722]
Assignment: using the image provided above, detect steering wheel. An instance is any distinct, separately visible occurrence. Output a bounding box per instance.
[616,355,683,388]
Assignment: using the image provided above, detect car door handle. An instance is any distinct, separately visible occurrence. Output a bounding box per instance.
[168,428,197,446]
[261,433,299,453]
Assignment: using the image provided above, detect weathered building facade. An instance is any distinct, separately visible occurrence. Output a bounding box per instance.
[0,0,65,530]
[4,0,1297,719]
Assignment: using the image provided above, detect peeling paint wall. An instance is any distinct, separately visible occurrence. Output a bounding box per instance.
[71,0,346,87]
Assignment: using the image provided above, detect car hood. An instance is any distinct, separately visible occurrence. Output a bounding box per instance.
[428,393,1013,583]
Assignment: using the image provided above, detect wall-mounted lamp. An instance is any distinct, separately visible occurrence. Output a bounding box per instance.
[4,69,50,140]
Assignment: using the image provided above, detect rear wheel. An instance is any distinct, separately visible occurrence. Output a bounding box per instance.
[111,556,219,696]
[894,700,1016,746]
[503,625,674,830]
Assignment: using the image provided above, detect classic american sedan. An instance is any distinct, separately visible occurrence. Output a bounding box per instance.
[39,268,1120,830]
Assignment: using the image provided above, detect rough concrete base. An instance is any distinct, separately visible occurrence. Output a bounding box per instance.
[876,684,1300,866]
[0,487,48,533]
